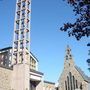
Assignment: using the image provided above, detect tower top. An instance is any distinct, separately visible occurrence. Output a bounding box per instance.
[64,45,75,68]
[65,45,72,60]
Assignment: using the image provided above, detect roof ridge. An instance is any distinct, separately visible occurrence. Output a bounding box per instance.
[75,65,90,82]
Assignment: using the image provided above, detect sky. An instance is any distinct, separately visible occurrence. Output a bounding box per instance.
[0,0,90,83]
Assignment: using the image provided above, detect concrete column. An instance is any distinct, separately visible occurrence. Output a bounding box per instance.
[11,64,30,90]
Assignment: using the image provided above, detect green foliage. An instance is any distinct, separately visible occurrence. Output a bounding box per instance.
[60,0,90,40]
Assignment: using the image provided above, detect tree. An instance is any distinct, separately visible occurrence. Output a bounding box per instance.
[60,0,90,70]
[60,0,90,40]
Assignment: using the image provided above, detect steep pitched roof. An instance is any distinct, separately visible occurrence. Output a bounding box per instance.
[75,65,90,83]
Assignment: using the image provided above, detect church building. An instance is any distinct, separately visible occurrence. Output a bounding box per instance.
[57,46,90,90]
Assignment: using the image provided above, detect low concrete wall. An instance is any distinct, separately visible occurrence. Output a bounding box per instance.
[88,83,90,90]
[0,66,12,90]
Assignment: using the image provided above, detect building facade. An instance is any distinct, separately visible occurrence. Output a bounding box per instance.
[0,47,55,90]
[0,47,39,70]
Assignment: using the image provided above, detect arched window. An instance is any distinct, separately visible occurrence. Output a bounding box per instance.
[72,76,75,89]
[76,80,78,88]
[69,72,72,90]
[67,76,70,90]
[65,81,67,90]
[80,83,82,90]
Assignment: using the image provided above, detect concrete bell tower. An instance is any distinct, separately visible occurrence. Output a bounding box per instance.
[11,0,31,90]
[12,0,31,65]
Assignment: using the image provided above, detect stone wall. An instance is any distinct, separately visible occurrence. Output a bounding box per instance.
[0,66,12,90]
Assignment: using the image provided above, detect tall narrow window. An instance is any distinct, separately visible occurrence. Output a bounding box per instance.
[65,81,67,90]
[69,72,72,90]
[72,76,75,89]
[76,80,78,88]
[67,76,70,90]
[80,83,82,90]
